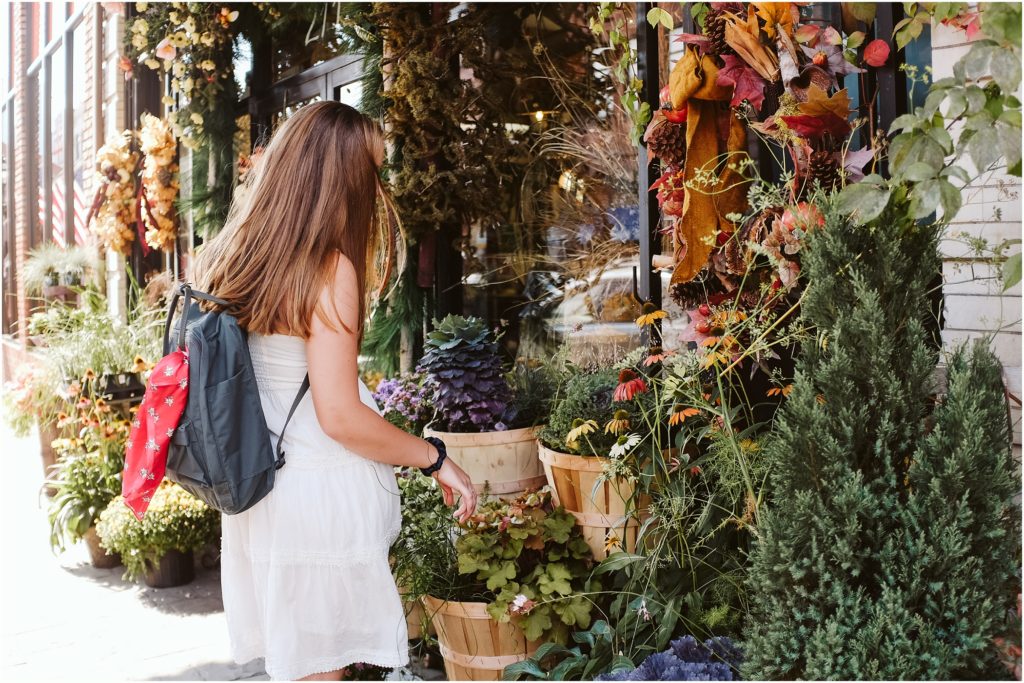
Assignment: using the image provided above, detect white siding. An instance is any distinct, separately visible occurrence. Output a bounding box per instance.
[931,22,1023,457]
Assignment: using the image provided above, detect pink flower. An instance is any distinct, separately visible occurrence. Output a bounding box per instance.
[614,370,648,402]
[154,37,176,62]
[680,307,713,346]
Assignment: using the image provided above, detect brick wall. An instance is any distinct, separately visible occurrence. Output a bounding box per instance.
[931,22,1023,458]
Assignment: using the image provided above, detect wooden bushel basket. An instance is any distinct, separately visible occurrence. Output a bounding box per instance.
[423,426,546,500]
[421,595,539,681]
[538,444,644,561]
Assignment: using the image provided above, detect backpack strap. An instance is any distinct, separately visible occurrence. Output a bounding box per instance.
[163,283,230,354]
[275,374,310,470]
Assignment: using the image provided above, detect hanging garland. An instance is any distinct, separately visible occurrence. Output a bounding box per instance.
[137,113,180,253]
[87,131,139,256]
[644,2,889,308]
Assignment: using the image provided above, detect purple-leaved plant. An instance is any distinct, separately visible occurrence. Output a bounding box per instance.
[417,315,511,433]
[595,636,742,681]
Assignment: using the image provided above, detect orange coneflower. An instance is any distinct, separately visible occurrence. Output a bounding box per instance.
[131,355,149,373]
[56,412,73,429]
[94,397,111,413]
[614,369,648,402]
[66,381,81,397]
[767,384,794,398]
[82,368,97,382]
[635,302,668,327]
[669,405,700,426]
[604,409,632,435]
[642,347,674,367]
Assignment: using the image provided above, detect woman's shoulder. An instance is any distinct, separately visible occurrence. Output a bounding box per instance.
[313,250,359,333]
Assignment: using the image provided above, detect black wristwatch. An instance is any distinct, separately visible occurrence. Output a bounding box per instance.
[421,436,448,476]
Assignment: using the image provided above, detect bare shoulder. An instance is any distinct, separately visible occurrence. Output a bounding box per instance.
[314,250,359,333]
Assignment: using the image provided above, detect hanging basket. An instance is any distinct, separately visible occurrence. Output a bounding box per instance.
[538,444,645,561]
[422,426,546,500]
[421,595,539,681]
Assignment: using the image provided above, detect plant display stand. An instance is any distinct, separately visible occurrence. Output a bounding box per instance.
[538,445,642,561]
[83,526,122,569]
[423,427,546,500]
[421,595,538,681]
[142,549,195,588]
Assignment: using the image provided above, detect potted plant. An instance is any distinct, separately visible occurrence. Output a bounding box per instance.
[96,481,221,588]
[2,360,67,492]
[391,469,451,639]
[21,243,97,303]
[419,315,549,499]
[47,450,124,568]
[421,488,595,681]
[373,372,434,437]
[537,361,650,561]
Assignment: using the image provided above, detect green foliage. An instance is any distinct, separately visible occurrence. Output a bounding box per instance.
[47,450,123,552]
[540,367,627,456]
[590,3,650,144]
[506,358,561,430]
[456,488,596,645]
[21,243,100,294]
[742,196,1021,679]
[841,3,1022,287]
[390,470,472,607]
[96,482,221,582]
[360,262,426,376]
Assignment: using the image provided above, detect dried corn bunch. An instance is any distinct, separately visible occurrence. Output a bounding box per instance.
[138,113,179,252]
[90,131,138,255]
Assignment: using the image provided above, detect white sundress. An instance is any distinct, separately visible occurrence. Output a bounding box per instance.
[220,332,409,681]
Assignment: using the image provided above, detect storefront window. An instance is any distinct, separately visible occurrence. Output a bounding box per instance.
[49,44,65,244]
[71,26,89,244]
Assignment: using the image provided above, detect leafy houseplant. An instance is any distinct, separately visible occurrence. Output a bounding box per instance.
[420,315,548,500]
[455,488,595,645]
[21,243,99,296]
[419,315,512,432]
[96,481,221,586]
[47,450,124,566]
[539,367,626,458]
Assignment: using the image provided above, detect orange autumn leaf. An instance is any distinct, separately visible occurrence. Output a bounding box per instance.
[724,6,779,81]
[798,86,853,119]
[754,2,797,39]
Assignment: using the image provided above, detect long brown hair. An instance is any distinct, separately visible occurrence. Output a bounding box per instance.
[192,101,399,339]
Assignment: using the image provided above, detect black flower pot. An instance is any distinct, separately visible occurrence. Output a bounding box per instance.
[143,548,195,588]
[100,372,146,403]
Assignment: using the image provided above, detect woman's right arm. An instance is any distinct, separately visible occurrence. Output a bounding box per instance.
[305,253,478,521]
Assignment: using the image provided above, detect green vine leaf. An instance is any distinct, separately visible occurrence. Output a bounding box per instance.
[646,7,674,30]
[837,179,891,225]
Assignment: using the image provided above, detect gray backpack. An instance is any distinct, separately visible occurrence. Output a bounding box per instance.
[163,283,309,515]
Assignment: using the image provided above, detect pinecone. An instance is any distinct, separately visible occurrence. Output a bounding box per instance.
[705,4,739,57]
[647,118,686,168]
[807,150,841,192]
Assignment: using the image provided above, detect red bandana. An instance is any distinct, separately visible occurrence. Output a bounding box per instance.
[121,349,189,520]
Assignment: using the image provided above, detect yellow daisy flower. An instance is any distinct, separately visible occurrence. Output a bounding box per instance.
[604,409,631,435]
[635,302,668,327]
[566,419,598,450]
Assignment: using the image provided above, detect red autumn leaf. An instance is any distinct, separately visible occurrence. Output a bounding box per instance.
[717,54,767,110]
[780,112,852,139]
[864,39,890,67]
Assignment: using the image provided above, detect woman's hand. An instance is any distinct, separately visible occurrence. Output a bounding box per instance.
[433,459,477,524]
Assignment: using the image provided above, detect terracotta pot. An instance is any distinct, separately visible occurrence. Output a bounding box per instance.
[83,525,122,569]
[143,548,195,588]
[423,426,546,500]
[421,595,539,680]
[538,444,647,561]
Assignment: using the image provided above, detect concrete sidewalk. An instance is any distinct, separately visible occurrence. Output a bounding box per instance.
[0,421,269,681]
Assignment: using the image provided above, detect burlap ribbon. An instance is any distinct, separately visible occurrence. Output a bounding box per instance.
[668,49,750,286]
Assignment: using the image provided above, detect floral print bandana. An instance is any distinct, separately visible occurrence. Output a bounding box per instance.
[122,349,188,520]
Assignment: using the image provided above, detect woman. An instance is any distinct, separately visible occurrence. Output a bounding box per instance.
[192,101,478,681]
